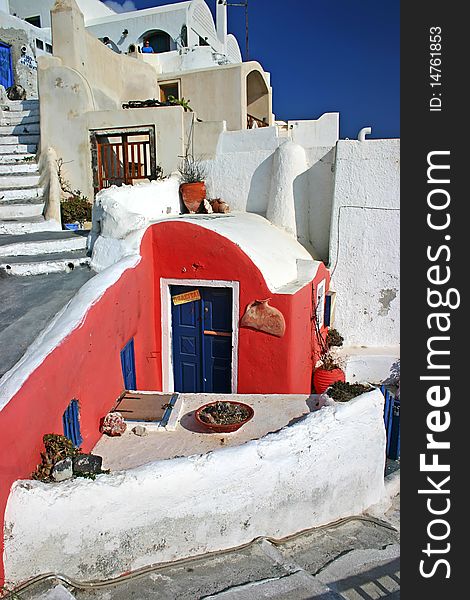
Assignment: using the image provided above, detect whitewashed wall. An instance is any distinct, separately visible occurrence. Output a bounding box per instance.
[4,390,386,584]
[329,139,400,347]
[204,124,337,260]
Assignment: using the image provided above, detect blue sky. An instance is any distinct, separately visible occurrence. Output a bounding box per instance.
[102,0,400,139]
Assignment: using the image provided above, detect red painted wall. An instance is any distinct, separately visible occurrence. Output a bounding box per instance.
[0,233,159,586]
[150,221,329,394]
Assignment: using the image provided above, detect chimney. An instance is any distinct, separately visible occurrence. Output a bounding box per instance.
[216,0,227,45]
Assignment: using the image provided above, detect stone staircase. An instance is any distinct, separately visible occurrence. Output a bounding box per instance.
[0,99,90,276]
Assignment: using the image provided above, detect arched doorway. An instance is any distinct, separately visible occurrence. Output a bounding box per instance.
[246,70,270,128]
[141,30,172,53]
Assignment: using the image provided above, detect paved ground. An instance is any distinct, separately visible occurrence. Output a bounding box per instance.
[0,267,95,377]
[10,485,399,600]
[94,393,325,471]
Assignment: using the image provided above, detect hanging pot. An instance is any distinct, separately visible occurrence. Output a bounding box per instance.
[180,182,206,213]
[313,367,345,394]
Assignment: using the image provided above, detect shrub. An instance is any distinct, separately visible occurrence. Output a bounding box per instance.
[60,194,92,225]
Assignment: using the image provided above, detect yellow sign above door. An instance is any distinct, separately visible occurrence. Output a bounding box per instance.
[172,290,201,305]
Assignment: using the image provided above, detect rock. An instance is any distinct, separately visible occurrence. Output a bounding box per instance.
[132,425,148,436]
[101,411,127,436]
[210,198,230,213]
[51,458,73,482]
[72,454,103,475]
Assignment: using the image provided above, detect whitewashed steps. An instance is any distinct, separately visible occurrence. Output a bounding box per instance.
[0,250,90,276]
[0,186,44,201]
[0,123,40,136]
[0,231,87,257]
[0,216,61,235]
[1,112,40,126]
[0,99,39,112]
[0,144,37,154]
[0,162,39,175]
[0,173,40,188]
[0,201,44,219]
[0,153,36,164]
[0,134,40,145]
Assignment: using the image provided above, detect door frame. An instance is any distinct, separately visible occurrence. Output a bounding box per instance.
[161,278,240,393]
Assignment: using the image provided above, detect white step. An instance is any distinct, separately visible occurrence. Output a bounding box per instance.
[0,112,39,126]
[0,100,39,112]
[0,174,40,188]
[0,153,36,164]
[0,253,90,276]
[0,123,40,136]
[0,134,40,145]
[0,187,43,201]
[0,216,61,235]
[0,201,44,218]
[0,231,88,257]
[0,144,37,154]
[0,163,39,175]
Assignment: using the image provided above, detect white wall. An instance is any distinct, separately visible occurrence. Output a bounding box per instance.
[4,390,386,584]
[203,125,336,260]
[329,139,400,347]
[0,12,51,98]
[9,0,114,28]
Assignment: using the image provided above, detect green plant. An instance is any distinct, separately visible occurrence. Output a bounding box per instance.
[326,381,372,402]
[32,433,81,481]
[56,158,92,224]
[178,155,207,184]
[60,195,92,225]
[167,95,193,112]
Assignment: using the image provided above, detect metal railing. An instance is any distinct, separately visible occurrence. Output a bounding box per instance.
[247,114,269,129]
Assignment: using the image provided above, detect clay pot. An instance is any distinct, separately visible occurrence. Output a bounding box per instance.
[180,182,206,213]
[313,367,345,394]
[195,401,254,433]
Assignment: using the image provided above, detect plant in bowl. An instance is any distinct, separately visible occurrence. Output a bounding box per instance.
[313,350,346,394]
[312,317,346,393]
[60,193,92,229]
[195,401,254,433]
[178,155,207,213]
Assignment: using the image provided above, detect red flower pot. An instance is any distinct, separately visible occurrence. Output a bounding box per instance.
[195,401,254,433]
[180,182,206,213]
[313,367,345,394]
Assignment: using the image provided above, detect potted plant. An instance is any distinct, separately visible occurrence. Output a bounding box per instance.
[195,400,254,433]
[313,327,346,394]
[178,155,207,213]
[57,159,92,229]
[60,193,92,230]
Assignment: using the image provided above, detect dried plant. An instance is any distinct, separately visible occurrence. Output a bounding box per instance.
[178,155,207,184]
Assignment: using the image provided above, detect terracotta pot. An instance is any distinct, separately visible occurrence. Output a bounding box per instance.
[195,401,254,433]
[180,182,206,213]
[313,367,345,394]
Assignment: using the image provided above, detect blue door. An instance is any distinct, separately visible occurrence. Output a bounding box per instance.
[171,286,232,393]
[121,338,137,390]
[0,42,14,90]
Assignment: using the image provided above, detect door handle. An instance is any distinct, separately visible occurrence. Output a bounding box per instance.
[203,330,231,337]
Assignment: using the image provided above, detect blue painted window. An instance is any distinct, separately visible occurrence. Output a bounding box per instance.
[121,338,137,390]
[63,399,82,448]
